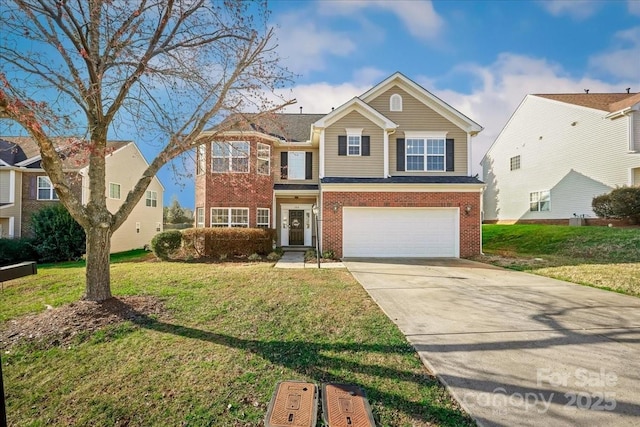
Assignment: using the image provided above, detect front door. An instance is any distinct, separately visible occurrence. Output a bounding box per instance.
[288,210,305,245]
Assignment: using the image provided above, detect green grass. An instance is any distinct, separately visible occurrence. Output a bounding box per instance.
[479,224,640,296]
[1,258,473,426]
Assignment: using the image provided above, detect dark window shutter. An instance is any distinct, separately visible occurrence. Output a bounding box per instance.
[305,152,312,179]
[362,136,370,156]
[396,138,405,171]
[280,152,288,179]
[338,135,347,156]
[29,176,37,199]
[446,139,454,171]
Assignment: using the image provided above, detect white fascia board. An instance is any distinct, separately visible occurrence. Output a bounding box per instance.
[313,98,397,130]
[196,130,284,144]
[320,183,485,193]
[360,72,483,134]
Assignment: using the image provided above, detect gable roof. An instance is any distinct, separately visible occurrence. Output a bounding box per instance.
[312,97,398,129]
[534,92,640,113]
[210,113,325,142]
[360,72,483,135]
[0,136,130,168]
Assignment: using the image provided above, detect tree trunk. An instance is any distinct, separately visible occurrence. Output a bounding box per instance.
[84,224,112,301]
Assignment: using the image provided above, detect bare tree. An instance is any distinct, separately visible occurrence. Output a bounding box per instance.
[0,0,294,301]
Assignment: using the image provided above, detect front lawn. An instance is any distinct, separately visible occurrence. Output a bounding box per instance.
[0,256,473,426]
[477,224,640,296]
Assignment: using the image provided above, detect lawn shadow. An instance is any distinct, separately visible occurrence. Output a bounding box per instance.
[103,298,473,426]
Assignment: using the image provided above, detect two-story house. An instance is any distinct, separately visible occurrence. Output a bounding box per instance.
[482,92,640,223]
[195,72,484,258]
[0,137,164,253]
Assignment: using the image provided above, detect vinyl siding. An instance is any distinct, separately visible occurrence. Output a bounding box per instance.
[634,111,640,152]
[273,147,319,184]
[102,144,164,253]
[324,111,384,178]
[367,86,469,175]
[482,95,640,220]
[0,170,11,202]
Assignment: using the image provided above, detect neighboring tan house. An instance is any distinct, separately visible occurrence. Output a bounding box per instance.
[0,137,164,253]
[482,92,640,223]
[194,72,484,258]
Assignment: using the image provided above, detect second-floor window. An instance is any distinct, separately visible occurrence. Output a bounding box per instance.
[212,141,249,173]
[196,145,206,175]
[109,182,121,199]
[348,135,361,156]
[257,143,270,175]
[37,176,58,200]
[510,155,521,171]
[406,138,445,171]
[145,190,157,207]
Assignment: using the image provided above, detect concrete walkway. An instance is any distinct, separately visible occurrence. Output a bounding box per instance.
[343,258,640,427]
[274,251,345,269]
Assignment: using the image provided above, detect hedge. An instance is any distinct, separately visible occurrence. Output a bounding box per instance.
[181,227,276,258]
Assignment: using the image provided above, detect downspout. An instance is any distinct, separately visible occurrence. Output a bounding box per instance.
[385,128,396,177]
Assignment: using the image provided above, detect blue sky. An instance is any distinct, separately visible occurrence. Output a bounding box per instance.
[2,1,640,209]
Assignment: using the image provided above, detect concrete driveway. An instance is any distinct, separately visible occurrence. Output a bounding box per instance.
[343,258,640,427]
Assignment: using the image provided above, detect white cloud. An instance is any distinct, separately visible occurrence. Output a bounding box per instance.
[589,26,640,81]
[317,0,444,42]
[538,0,601,20]
[272,10,357,74]
[629,0,640,16]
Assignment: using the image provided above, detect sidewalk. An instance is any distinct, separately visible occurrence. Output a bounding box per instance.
[274,251,345,269]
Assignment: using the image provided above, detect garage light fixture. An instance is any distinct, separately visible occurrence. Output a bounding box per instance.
[464,205,472,215]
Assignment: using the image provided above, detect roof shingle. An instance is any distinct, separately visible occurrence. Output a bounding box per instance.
[534,92,639,112]
[212,113,326,142]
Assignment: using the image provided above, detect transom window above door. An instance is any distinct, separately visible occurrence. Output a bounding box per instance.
[212,141,249,173]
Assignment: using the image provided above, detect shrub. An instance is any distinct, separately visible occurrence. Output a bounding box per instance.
[248,253,262,261]
[181,228,276,259]
[304,249,316,261]
[150,230,182,260]
[30,204,85,263]
[0,238,37,267]
[593,187,640,224]
[322,249,335,260]
[266,251,281,261]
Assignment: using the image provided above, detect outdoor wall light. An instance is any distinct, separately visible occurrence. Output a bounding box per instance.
[332,202,342,212]
[464,205,472,215]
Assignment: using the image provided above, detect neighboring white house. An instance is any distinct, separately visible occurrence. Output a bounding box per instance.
[482,92,640,222]
[0,137,164,253]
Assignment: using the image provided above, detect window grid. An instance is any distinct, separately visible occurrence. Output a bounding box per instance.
[37,176,58,200]
[196,145,206,175]
[347,135,361,156]
[529,190,550,212]
[406,138,445,171]
[257,208,270,228]
[196,207,205,228]
[210,208,249,228]
[257,143,270,175]
[212,141,249,173]
[510,155,521,171]
[145,190,157,207]
[109,182,121,199]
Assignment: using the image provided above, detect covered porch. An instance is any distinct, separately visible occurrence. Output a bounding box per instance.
[273,184,319,248]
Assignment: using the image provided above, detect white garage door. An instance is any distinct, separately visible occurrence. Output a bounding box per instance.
[342,207,459,257]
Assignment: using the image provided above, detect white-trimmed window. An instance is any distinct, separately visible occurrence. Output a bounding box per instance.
[346,128,362,156]
[257,208,270,228]
[530,190,550,212]
[510,155,521,171]
[37,176,58,200]
[288,151,306,180]
[196,207,205,228]
[109,182,121,199]
[390,93,403,112]
[212,141,249,173]
[257,143,270,175]
[196,145,206,175]
[211,207,249,228]
[406,138,445,171]
[145,190,157,207]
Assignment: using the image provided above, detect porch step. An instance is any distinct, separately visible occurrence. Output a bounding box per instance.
[282,246,313,253]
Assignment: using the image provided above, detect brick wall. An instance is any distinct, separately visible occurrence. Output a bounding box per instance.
[197,137,274,227]
[20,171,83,237]
[322,191,482,258]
